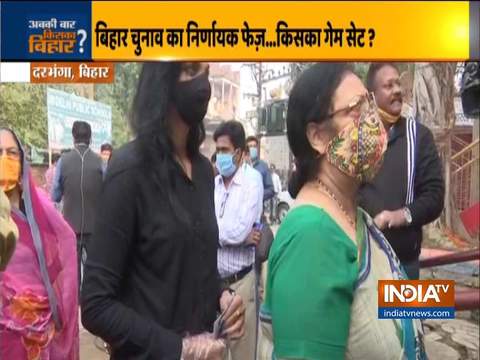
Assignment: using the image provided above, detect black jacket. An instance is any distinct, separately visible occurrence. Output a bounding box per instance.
[59,145,103,234]
[81,141,221,359]
[359,117,445,263]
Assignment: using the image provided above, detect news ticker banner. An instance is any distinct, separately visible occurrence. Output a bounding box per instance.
[0,1,479,61]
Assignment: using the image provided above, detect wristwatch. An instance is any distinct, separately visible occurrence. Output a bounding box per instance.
[403,207,412,225]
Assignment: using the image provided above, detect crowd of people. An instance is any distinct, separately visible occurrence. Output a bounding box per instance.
[0,61,444,360]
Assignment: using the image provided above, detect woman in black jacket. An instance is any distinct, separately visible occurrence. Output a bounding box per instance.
[81,62,244,360]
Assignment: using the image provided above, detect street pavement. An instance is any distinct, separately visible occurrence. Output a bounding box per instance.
[80,318,109,360]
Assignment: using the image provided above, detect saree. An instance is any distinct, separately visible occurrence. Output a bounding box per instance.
[0,130,79,360]
[258,207,426,360]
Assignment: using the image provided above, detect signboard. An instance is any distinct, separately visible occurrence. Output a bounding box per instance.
[47,87,112,151]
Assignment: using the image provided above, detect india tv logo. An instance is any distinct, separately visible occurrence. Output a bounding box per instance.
[378,280,455,319]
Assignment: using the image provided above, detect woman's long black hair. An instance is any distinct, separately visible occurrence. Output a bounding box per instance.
[130,62,206,167]
[287,63,353,198]
[129,62,206,222]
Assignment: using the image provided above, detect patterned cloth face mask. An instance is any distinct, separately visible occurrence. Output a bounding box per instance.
[326,92,388,183]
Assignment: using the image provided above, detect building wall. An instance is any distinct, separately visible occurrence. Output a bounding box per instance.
[207,63,240,121]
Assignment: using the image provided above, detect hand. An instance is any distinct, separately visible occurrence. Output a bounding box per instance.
[258,285,265,303]
[374,209,407,230]
[0,190,17,271]
[181,333,226,360]
[219,290,245,340]
[0,233,17,271]
[245,229,261,247]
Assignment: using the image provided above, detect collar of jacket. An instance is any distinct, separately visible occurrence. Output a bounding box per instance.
[388,116,407,144]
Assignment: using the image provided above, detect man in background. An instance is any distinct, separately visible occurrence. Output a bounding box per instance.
[52,121,104,290]
[100,143,113,163]
[359,63,444,280]
[214,121,263,360]
[269,164,282,224]
[246,136,274,219]
[44,152,61,195]
[100,143,113,175]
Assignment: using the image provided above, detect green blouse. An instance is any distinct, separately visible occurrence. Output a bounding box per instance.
[263,205,359,359]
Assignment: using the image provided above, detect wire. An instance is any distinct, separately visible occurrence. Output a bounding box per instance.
[74,146,90,288]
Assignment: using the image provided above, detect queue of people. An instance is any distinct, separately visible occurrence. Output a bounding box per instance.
[0,61,444,360]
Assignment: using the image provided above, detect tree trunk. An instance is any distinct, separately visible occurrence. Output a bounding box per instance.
[445,131,452,229]
[413,63,456,129]
[412,63,457,239]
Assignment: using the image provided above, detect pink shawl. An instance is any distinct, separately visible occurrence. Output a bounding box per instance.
[0,132,79,360]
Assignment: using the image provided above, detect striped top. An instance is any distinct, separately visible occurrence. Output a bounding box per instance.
[216,163,263,278]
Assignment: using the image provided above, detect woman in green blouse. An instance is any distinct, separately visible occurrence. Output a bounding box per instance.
[258,64,426,360]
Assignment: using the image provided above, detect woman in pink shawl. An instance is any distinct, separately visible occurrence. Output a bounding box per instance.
[0,128,79,360]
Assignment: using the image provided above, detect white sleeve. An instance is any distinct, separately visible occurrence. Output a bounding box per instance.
[218,177,263,246]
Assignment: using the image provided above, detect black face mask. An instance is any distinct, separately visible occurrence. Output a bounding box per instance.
[173,71,211,127]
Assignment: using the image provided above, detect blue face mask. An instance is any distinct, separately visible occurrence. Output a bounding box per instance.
[216,152,237,178]
[249,147,258,161]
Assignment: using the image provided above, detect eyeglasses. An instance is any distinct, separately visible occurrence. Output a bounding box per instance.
[327,92,377,119]
[0,148,21,159]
